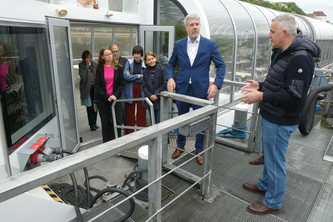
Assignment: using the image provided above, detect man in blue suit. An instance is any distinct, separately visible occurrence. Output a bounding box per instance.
[167,13,226,165]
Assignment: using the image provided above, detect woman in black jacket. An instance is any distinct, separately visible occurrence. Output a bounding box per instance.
[142,51,167,124]
[95,47,124,142]
[79,50,98,131]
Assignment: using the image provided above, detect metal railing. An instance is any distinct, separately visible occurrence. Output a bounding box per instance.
[111,97,156,138]
[0,91,218,222]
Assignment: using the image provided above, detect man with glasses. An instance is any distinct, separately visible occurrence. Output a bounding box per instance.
[110,43,127,68]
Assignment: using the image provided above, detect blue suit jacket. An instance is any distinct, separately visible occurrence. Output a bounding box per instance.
[167,35,226,98]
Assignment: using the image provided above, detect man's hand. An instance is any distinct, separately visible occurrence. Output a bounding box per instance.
[240,80,259,93]
[167,78,176,92]
[240,89,263,104]
[207,84,218,99]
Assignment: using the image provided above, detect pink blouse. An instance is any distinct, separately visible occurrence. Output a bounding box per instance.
[104,65,114,96]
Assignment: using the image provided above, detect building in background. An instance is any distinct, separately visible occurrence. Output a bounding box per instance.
[307,11,329,23]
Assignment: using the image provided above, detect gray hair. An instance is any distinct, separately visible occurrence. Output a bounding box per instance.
[184,13,200,26]
[272,14,297,37]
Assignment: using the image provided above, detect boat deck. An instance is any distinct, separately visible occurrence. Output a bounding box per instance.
[60,87,333,221]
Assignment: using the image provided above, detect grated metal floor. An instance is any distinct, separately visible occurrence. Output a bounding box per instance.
[56,88,333,222]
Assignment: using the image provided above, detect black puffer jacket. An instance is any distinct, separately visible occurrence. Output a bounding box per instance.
[259,34,321,125]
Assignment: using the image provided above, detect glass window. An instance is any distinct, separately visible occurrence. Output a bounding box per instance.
[94,27,113,58]
[227,1,256,85]
[159,0,186,40]
[70,24,138,60]
[295,16,313,40]
[242,2,271,83]
[200,0,235,105]
[114,27,136,57]
[70,26,92,65]
[158,0,187,66]
[0,26,55,148]
[53,26,77,151]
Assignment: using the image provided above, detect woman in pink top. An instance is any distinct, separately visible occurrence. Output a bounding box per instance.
[95,47,124,142]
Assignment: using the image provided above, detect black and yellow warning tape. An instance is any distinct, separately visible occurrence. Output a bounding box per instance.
[41,184,63,203]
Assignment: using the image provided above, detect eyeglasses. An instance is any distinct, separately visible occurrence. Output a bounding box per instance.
[111,50,119,53]
[103,53,112,57]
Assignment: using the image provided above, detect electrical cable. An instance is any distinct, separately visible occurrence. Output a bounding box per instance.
[121,169,143,190]
[48,149,136,221]
[84,175,108,193]
[88,187,135,222]
[83,167,91,209]
[70,172,83,222]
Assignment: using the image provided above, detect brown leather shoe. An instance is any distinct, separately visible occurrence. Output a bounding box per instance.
[249,156,264,165]
[242,183,265,195]
[172,147,184,159]
[196,151,203,165]
[247,202,279,215]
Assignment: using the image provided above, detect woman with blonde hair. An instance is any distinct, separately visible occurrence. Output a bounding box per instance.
[95,47,124,142]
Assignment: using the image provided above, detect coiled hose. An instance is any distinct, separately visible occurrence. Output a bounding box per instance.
[216,124,248,139]
[49,150,136,222]
[88,187,135,222]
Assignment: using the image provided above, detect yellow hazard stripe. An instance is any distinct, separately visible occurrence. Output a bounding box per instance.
[41,185,63,203]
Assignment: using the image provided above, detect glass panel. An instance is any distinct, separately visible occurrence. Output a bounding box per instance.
[157,32,169,67]
[114,27,134,57]
[241,2,271,83]
[295,16,313,39]
[70,27,92,66]
[0,26,55,148]
[255,5,278,27]
[198,0,235,106]
[143,31,170,67]
[159,0,186,40]
[93,27,113,58]
[53,26,77,151]
[123,0,138,13]
[131,28,137,55]
[223,0,255,86]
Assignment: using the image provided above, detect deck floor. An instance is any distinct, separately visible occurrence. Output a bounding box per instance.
[59,86,333,222]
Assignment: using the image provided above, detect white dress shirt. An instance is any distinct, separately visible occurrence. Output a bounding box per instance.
[187,35,200,67]
[187,35,200,84]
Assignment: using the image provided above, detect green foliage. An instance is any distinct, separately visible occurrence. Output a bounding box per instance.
[175,25,187,41]
[239,0,305,15]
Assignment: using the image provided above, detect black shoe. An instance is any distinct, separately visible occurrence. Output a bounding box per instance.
[90,125,96,131]
[94,124,99,129]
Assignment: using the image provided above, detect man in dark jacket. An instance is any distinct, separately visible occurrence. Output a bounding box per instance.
[240,14,321,214]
